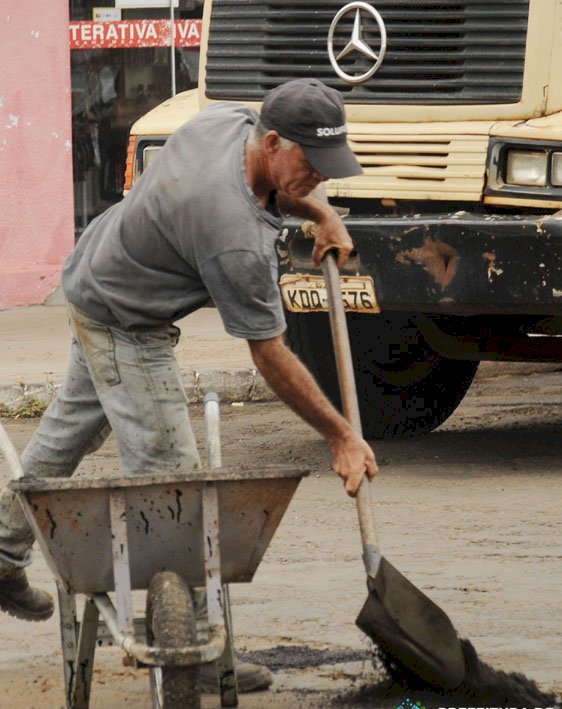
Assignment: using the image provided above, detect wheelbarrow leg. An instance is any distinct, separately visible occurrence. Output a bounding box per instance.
[57,586,99,709]
[72,597,100,709]
[57,582,79,709]
[216,583,237,706]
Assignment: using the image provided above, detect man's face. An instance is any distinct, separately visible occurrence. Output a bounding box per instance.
[268,139,327,197]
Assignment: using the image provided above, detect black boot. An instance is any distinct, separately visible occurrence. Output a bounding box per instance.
[0,568,54,621]
[191,588,273,693]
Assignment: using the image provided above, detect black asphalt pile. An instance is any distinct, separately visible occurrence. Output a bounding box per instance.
[336,640,561,709]
[239,644,369,671]
[457,640,560,708]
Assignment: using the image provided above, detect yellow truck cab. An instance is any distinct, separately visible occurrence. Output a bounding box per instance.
[126,0,562,439]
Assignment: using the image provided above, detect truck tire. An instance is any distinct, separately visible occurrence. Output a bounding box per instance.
[285,311,478,439]
[146,571,200,709]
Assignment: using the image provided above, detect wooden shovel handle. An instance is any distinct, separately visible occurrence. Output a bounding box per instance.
[322,252,380,560]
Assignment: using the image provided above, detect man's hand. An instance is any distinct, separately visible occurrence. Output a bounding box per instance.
[277,190,355,269]
[310,209,354,269]
[331,430,378,497]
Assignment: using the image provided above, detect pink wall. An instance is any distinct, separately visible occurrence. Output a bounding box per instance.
[0,2,74,308]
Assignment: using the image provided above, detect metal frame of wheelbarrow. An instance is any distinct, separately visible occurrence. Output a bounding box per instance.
[1,394,308,709]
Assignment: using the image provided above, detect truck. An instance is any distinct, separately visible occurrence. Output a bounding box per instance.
[125,0,562,439]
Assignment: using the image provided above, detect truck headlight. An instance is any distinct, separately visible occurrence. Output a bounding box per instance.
[123,137,167,193]
[552,152,562,187]
[506,150,548,187]
[142,145,163,171]
[486,139,562,201]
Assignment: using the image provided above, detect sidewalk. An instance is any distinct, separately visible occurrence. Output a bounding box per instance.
[0,303,559,412]
[0,304,272,409]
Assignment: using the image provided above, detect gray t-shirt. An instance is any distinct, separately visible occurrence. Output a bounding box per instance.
[62,103,286,340]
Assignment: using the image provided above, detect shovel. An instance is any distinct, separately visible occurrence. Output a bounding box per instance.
[321,250,466,689]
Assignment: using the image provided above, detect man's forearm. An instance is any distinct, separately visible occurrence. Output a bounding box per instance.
[248,335,350,444]
[249,335,378,497]
[277,191,334,223]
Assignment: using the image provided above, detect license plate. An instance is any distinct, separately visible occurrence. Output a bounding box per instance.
[279,274,379,313]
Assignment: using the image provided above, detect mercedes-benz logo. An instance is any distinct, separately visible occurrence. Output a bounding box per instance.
[327,2,387,84]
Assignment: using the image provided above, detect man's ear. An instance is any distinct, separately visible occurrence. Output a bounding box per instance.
[264,130,281,155]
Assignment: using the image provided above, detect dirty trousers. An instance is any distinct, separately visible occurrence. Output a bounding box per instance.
[0,303,201,569]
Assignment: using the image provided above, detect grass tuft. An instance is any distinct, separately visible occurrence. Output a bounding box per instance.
[0,398,47,419]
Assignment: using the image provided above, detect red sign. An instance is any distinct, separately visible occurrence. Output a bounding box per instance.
[69,20,202,50]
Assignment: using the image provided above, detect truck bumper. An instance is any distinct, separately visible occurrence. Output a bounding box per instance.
[278,211,562,317]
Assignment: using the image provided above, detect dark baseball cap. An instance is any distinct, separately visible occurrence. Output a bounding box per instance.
[260,78,363,179]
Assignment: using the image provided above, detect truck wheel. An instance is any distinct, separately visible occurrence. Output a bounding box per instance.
[146,571,200,709]
[285,311,478,439]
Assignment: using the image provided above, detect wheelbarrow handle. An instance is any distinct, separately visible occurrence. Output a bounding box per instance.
[321,251,380,563]
[0,421,25,480]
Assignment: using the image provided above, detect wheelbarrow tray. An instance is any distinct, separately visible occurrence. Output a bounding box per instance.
[10,465,308,594]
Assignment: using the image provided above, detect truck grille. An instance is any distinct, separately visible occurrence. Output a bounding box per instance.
[205,0,529,105]
[330,129,489,200]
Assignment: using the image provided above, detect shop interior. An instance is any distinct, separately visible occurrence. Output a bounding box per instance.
[70,0,203,238]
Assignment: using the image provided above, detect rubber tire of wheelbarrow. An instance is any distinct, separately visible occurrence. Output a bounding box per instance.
[146,571,201,709]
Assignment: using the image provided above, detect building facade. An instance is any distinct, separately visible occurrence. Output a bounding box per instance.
[0,0,201,308]
[0,2,74,308]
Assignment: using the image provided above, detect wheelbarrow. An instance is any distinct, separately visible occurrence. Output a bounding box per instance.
[0,394,309,708]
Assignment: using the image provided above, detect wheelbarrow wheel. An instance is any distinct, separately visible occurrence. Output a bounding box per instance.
[146,571,200,709]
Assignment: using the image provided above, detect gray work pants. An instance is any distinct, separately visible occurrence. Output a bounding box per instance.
[0,303,201,569]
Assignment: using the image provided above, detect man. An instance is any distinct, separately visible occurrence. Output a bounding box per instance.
[0,78,377,691]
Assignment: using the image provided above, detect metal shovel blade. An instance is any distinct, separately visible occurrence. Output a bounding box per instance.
[356,555,465,689]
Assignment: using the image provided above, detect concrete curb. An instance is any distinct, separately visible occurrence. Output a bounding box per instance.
[0,362,559,415]
[0,368,276,414]
[183,369,275,404]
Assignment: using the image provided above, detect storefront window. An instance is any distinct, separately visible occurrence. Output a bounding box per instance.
[70,0,202,237]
